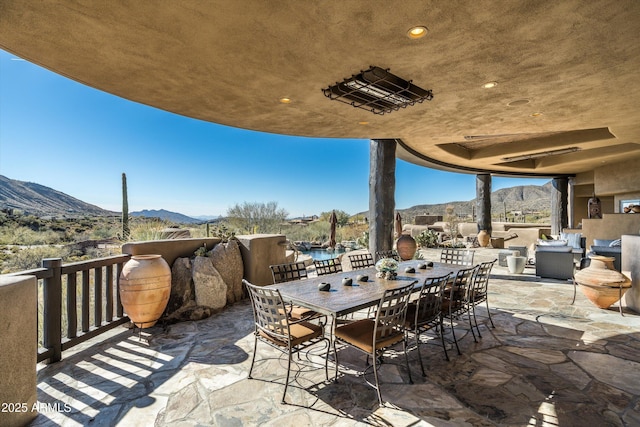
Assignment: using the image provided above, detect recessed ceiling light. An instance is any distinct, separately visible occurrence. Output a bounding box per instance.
[507,99,530,107]
[407,26,428,39]
[358,121,369,125]
[279,97,292,104]
[531,112,543,117]
[482,81,498,89]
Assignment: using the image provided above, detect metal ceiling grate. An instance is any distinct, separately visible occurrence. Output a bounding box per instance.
[322,66,433,115]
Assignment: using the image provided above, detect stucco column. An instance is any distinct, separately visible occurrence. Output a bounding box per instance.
[476,174,492,235]
[551,177,569,235]
[369,139,396,255]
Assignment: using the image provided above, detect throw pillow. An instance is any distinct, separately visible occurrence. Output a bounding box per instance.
[560,232,582,250]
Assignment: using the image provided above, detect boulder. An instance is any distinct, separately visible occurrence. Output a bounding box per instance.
[208,239,244,303]
[165,257,194,315]
[193,256,227,310]
[162,257,213,323]
[164,301,214,324]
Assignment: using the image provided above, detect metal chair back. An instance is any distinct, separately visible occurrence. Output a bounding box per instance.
[440,248,474,266]
[375,250,400,262]
[348,253,375,270]
[270,261,308,284]
[313,258,343,276]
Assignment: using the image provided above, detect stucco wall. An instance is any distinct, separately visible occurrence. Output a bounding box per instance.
[594,159,640,196]
[622,235,640,313]
[122,238,222,267]
[581,214,640,247]
[0,276,37,426]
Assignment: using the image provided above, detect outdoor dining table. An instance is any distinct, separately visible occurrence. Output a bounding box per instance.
[265,260,465,381]
[266,260,464,320]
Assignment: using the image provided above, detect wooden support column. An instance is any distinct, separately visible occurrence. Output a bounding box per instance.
[476,173,492,235]
[551,177,569,235]
[567,177,575,229]
[369,139,396,255]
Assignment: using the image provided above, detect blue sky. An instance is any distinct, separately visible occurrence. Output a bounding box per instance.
[0,49,548,218]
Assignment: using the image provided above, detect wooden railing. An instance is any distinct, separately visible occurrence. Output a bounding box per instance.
[8,255,131,363]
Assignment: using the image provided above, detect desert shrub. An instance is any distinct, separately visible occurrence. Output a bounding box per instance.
[128,218,171,241]
[0,226,65,245]
[415,229,439,248]
[2,246,70,273]
[90,225,118,240]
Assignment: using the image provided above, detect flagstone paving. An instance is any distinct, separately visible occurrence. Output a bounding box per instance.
[30,249,640,426]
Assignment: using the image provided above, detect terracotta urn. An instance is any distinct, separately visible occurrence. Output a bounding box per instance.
[396,234,417,260]
[119,254,172,328]
[574,256,631,309]
[477,230,490,247]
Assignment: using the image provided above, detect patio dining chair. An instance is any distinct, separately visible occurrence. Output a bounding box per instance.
[468,259,497,337]
[333,281,416,406]
[313,257,343,276]
[244,280,330,404]
[348,253,375,270]
[269,262,317,321]
[375,250,400,262]
[440,248,474,266]
[403,273,452,375]
[270,261,309,283]
[441,265,479,355]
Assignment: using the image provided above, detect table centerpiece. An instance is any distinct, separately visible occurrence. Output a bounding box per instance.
[375,257,399,279]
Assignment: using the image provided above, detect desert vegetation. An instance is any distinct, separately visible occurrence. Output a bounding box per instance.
[0,202,368,273]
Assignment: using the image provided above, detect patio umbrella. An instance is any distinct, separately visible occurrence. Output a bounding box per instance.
[329,210,337,249]
[395,211,403,239]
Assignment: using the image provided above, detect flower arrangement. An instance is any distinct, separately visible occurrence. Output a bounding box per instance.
[375,257,399,279]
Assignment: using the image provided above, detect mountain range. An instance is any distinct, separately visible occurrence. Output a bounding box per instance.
[130,209,202,224]
[0,175,116,217]
[0,174,552,223]
[393,181,552,223]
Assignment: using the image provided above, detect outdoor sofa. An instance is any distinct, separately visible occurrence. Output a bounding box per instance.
[588,239,622,271]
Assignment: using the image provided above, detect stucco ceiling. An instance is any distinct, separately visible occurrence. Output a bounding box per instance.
[1,1,639,176]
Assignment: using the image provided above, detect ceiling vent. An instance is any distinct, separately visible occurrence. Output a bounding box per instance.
[501,147,581,162]
[322,66,433,115]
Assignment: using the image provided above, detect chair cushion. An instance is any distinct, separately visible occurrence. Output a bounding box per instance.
[560,232,582,250]
[537,239,568,246]
[260,321,323,347]
[335,319,404,353]
[593,239,616,247]
[536,245,572,253]
[279,305,317,320]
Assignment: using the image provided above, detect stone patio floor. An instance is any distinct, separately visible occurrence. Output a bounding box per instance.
[30,248,640,426]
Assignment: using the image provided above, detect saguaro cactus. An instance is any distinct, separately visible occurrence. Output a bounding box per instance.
[122,173,130,240]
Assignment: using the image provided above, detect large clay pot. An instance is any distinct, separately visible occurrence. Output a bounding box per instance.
[574,256,631,309]
[395,234,417,261]
[477,230,490,247]
[119,254,171,328]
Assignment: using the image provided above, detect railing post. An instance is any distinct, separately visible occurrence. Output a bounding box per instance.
[42,258,62,364]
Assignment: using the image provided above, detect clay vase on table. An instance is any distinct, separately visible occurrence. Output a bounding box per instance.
[574,255,631,309]
[119,254,172,328]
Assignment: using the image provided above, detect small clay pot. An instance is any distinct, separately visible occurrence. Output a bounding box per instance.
[426,261,434,267]
[318,282,331,291]
[418,263,427,269]
[405,267,415,273]
[342,277,353,286]
[356,274,369,282]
